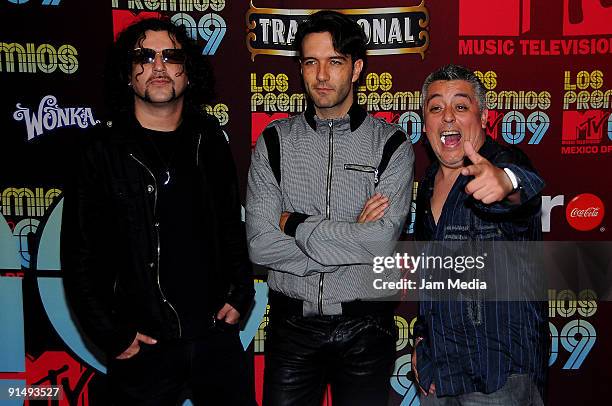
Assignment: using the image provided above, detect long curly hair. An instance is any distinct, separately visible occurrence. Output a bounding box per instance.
[105,18,215,116]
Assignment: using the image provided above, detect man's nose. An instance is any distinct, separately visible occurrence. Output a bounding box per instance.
[442,108,455,123]
[317,63,330,82]
[152,53,166,71]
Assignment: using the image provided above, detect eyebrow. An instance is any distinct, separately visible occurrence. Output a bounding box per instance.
[453,93,473,101]
[425,93,441,105]
[302,54,349,61]
[426,92,473,105]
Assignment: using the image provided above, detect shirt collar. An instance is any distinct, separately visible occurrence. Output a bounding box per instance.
[476,135,498,161]
[304,101,367,132]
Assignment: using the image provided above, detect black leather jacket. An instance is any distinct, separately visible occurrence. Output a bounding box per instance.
[61,109,254,357]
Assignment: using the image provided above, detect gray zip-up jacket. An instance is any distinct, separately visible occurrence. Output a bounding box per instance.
[246,103,414,316]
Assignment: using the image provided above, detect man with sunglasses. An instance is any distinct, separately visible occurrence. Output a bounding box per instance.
[61,18,255,405]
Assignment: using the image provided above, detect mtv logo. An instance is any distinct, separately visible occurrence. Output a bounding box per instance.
[251,113,290,147]
[459,0,531,36]
[486,110,504,140]
[564,0,612,35]
[372,112,399,123]
[25,351,92,405]
[112,10,162,41]
[561,110,608,145]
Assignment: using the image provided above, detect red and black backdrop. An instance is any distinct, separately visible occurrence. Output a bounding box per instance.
[0,1,610,405]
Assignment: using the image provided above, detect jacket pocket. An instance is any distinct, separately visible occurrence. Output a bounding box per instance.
[111,179,142,199]
[344,163,379,183]
[110,179,145,233]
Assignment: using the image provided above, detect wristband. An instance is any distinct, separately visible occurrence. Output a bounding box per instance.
[503,167,519,191]
[284,212,309,237]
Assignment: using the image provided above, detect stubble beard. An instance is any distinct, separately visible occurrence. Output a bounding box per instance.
[309,83,352,112]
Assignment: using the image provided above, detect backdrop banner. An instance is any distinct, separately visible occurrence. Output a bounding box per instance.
[0,1,610,405]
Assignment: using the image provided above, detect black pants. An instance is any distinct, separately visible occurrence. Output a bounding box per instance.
[263,314,397,406]
[107,324,256,406]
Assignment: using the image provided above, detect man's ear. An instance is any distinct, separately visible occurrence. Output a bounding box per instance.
[351,59,364,83]
[480,108,489,129]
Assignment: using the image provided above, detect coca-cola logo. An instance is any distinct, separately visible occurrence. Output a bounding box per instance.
[566,193,605,231]
[570,207,599,218]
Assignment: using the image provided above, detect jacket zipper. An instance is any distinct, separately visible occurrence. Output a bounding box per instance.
[129,153,183,338]
[319,120,334,315]
[344,164,379,183]
[196,133,202,166]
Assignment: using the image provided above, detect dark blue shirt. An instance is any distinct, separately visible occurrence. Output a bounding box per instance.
[413,136,548,396]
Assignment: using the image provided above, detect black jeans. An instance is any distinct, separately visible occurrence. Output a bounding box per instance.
[263,314,397,406]
[107,323,256,406]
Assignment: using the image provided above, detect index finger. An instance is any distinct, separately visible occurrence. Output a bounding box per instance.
[461,164,483,177]
[363,193,384,206]
[463,140,484,164]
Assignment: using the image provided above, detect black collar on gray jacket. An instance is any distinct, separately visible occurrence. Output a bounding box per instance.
[304,101,368,132]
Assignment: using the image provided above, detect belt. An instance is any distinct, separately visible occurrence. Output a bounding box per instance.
[268,289,397,318]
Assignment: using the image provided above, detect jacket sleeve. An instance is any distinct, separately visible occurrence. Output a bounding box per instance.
[292,132,415,266]
[60,139,137,357]
[246,128,339,276]
[209,120,255,318]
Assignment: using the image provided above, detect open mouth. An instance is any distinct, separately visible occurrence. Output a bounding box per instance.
[440,130,462,147]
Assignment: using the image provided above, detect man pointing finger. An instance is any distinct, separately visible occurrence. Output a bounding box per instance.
[412,64,548,405]
[461,140,520,204]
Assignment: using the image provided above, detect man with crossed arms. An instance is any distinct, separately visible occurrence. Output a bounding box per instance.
[246,10,414,406]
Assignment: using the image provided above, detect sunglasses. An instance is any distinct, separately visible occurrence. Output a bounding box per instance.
[130,47,186,64]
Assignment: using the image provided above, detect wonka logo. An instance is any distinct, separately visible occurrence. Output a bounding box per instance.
[13,95,99,141]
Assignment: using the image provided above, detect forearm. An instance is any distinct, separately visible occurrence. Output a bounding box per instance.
[61,210,136,356]
[289,140,414,265]
[246,132,339,276]
[221,220,255,316]
[246,214,338,275]
[292,214,408,266]
[412,314,429,340]
[60,148,137,356]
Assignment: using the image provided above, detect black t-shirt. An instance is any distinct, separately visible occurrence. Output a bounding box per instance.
[139,125,212,338]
